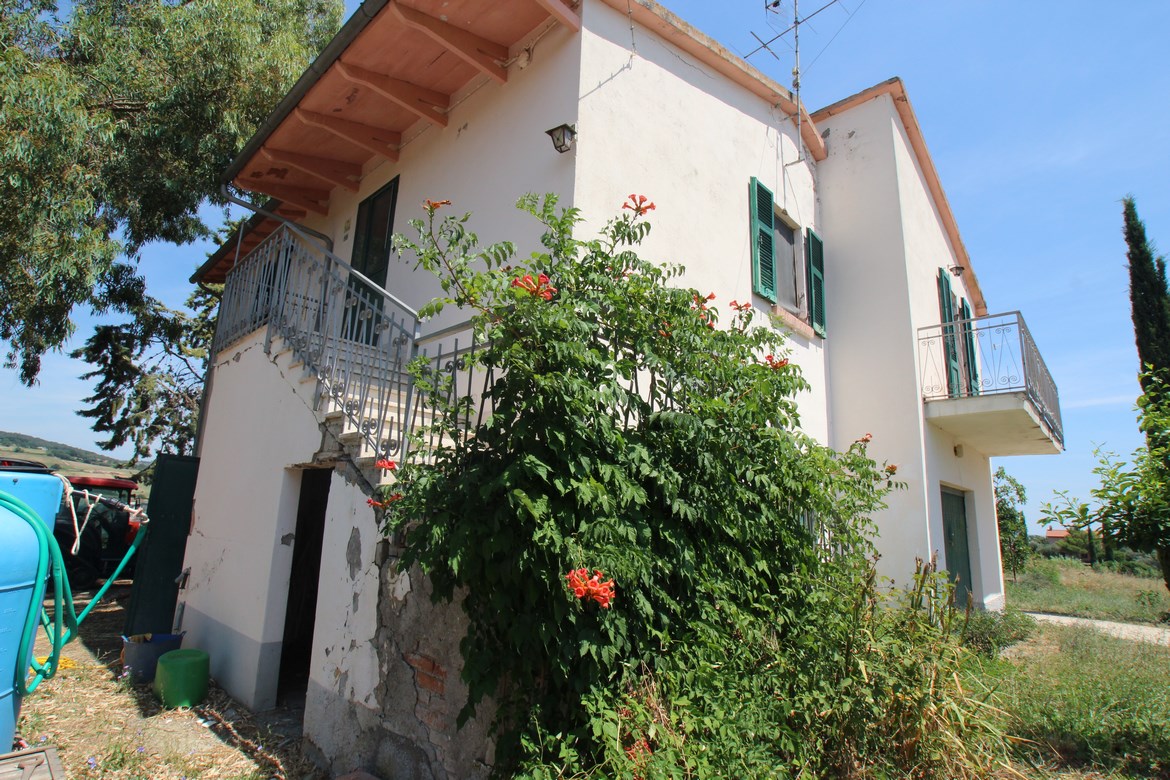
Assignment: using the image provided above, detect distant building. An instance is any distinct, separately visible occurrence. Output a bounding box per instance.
[1046,527,1070,540]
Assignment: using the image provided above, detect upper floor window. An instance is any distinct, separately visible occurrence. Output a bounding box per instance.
[351,176,400,288]
[749,177,825,336]
[936,267,978,397]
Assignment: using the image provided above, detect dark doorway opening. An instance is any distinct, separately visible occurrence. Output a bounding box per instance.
[277,468,331,705]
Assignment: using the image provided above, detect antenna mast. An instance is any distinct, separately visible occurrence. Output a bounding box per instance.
[791,0,802,162]
[756,0,816,163]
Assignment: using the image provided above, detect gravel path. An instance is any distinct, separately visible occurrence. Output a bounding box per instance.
[1025,612,1170,647]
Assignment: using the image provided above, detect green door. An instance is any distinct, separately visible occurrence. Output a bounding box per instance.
[941,488,973,606]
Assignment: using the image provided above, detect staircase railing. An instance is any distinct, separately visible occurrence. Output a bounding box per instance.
[213,222,486,463]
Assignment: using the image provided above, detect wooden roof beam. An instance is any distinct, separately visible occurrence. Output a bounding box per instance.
[259,148,362,192]
[389,2,509,85]
[532,0,580,31]
[235,178,330,216]
[335,61,450,128]
[294,108,401,162]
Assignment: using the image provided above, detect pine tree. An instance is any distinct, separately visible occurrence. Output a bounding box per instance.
[1123,197,1170,388]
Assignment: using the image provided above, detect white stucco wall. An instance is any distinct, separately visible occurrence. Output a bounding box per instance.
[572,0,830,442]
[817,92,1003,607]
[183,331,326,707]
[817,96,934,588]
[294,22,582,337]
[886,105,1004,607]
[305,473,382,714]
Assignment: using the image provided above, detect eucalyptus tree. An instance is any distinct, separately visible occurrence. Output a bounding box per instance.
[0,0,341,382]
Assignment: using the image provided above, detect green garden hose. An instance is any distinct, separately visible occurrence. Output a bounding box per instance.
[1,489,149,696]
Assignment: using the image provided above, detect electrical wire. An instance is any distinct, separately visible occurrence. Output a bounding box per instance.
[803,0,870,76]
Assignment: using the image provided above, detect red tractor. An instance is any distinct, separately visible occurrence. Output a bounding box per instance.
[56,475,142,589]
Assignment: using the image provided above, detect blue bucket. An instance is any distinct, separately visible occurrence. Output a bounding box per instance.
[122,633,185,684]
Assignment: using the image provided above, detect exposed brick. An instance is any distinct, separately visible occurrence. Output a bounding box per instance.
[403,652,446,678]
[416,671,445,695]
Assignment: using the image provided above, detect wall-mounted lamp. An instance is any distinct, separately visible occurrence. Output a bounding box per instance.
[545,123,577,154]
[948,264,965,277]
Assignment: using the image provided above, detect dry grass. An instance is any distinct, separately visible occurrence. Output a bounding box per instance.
[16,583,326,780]
[1008,558,1170,624]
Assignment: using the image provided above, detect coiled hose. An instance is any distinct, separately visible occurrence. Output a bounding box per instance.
[1,490,148,696]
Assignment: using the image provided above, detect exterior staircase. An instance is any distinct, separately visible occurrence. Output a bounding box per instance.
[213,222,487,495]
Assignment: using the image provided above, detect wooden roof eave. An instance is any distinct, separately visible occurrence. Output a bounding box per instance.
[198,0,582,284]
[226,0,583,217]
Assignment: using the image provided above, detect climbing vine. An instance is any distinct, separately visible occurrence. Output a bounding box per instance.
[376,195,1004,777]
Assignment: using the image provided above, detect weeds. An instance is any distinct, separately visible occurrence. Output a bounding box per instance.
[518,559,1015,779]
[976,624,1170,777]
[961,608,1036,656]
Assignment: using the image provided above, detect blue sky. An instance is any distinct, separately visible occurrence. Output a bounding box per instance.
[3,0,1167,533]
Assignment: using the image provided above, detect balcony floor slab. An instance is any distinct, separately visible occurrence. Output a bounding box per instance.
[924,391,1062,456]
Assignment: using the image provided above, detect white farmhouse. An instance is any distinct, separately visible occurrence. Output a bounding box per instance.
[182,0,1062,776]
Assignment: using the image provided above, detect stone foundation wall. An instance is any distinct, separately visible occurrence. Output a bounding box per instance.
[305,546,496,780]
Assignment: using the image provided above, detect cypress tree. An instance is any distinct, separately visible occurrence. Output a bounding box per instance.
[1123,197,1170,388]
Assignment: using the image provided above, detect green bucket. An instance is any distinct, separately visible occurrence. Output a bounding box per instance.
[152,648,209,708]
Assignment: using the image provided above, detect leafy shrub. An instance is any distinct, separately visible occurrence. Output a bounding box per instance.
[1096,556,1162,579]
[1020,557,1063,588]
[380,195,1010,777]
[960,608,1035,656]
[520,560,1012,779]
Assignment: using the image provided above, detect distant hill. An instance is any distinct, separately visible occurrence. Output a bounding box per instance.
[0,430,126,468]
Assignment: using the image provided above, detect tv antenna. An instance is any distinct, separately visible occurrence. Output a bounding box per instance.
[747,0,840,163]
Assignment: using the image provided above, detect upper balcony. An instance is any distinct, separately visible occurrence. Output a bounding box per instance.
[917,311,1063,456]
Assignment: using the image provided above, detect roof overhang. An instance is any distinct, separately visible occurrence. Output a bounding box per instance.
[197,0,581,283]
[811,77,988,316]
[225,0,581,214]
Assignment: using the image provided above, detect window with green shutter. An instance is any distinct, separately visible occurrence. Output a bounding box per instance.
[748,176,826,338]
[936,268,961,397]
[959,298,979,395]
[805,229,826,336]
[749,177,777,302]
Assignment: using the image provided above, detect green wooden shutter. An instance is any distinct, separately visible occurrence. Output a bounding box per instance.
[937,269,960,397]
[959,298,979,395]
[805,229,826,336]
[749,177,777,302]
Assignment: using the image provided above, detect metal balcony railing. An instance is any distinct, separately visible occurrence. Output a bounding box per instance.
[917,311,1062,446]
[213,223,488,463]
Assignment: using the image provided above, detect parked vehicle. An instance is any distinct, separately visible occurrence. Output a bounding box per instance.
[56,475,141,589]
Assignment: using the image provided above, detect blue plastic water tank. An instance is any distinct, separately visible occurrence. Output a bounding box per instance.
[0,476,62,748]
[0,472,62,532]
